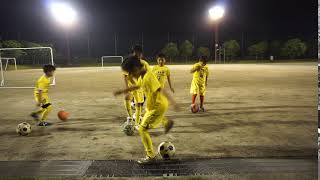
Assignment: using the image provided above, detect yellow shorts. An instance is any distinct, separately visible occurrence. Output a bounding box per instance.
[34,94,50,105]
[131,89,144,104]
[140,102,168,129]
[190,81,206,96]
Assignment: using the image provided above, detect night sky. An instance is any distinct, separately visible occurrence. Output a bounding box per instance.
[0,0,317,58]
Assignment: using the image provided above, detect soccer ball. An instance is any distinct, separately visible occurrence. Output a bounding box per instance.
[158,141,176,160]
[131,102,136,111]
[122,121,135,136]
[190,104,199,113]
[58,110,70,121]
[16,122,32,136]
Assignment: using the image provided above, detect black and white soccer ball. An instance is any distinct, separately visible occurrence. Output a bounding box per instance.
[131,102,136,111]
[158,141,176,160]
[122,121,135,136]
[16,122,32,136]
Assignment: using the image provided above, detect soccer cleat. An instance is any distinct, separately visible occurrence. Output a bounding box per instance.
[137,156,156,164]
[30,112,40,122]
[38,122,52,127]
[199,106,205,112]
[164,119,174,134]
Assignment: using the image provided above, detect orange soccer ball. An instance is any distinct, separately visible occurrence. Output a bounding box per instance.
[58,110,70,121]
[191,104,199,113]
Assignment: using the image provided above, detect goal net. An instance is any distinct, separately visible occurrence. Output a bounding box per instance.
[101,56,124,68]
[0,47,55,88]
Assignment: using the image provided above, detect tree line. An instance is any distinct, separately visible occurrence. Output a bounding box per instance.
[161,38,315,62]
[0,40,55,65]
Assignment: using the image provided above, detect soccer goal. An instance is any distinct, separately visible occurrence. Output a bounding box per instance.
[0,57,17,71]
[0,47,55,88]
[101,56,124,68]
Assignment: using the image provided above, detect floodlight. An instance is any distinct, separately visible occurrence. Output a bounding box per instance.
[50,2,76,26]
[209,6,225,21]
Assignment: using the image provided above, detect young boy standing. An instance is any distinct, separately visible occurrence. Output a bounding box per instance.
[123,45,149,126]
[30,64,56,126]
[152,53,174,93]
[114,56,178,164]
[190,56,209,112]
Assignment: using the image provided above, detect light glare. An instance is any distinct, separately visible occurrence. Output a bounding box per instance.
[50,3,76,26]
[209,6,225,21]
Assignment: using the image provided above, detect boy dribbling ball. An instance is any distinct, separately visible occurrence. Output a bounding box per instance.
[190,56,209,112]
[152,53,174,93]
[123,45,149,127]
[30,64,56,126]
[114,56,179,164]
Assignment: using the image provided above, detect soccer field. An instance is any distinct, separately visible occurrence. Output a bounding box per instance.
[0,62,317,160]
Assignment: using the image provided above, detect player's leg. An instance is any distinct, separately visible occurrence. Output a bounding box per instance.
[192,94,197,104]
[30,96,44,121]
[38,96,53,126]
[137,110,157,164]
[137,106,167,164]
[190,81,198,107]
[133,89,144,126]
[199,84,206,112]
[124,93,133,121]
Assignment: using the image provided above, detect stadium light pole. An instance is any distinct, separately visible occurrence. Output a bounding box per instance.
[50,2,77,65]
[209,6,225,63]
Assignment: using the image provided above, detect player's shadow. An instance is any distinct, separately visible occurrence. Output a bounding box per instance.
[177,144,317,159]
[171,119,315,134]
[168,109,307,121]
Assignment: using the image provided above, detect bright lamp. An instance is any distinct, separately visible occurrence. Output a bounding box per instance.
[50,2,76,26]
[209,6,225,21]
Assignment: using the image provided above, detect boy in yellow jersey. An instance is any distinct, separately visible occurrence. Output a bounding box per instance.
[114,56,179,164]
[123,45,149,127]
[190,56,209,112]
[30,64,56,126]
[152,53,174,93]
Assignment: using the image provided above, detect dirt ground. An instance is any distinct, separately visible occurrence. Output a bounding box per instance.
[0,63,317,160]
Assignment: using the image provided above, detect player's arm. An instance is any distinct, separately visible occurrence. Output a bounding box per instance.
[161,88,180,111]
[205,76,208,87]
[113,86,140,96]
[190,65,201,73]
[205,68,209,87]
[123,74,129,88]
[167,75,174,93]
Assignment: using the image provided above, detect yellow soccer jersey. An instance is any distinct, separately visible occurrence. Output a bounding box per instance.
[191,62,209,85]
[152,65,170,88]
[124,59,150,86]
[34,75,51,95]
[138,70,168,111]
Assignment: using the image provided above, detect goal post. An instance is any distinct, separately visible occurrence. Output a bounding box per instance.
[101,56,124,68]
[0,47,55,88]
[1,57,17,71]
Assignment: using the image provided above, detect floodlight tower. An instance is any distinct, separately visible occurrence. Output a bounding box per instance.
[209,6,225,63]
[50,2,77,64]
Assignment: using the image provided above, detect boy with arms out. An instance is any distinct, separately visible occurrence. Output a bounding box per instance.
[152,53,174,93]
[190,56,209,112]
[123,45,149,126]
[114,56,178,164]
[30,64,56,126]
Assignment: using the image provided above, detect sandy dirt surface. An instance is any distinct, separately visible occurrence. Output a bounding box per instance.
[0,63,317,160]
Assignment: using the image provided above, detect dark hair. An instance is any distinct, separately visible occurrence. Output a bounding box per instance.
[199,56,208,63]
[43,64,56,74]
[131,44,143,53]
[157,53,166,59]
[121,56,143,73]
